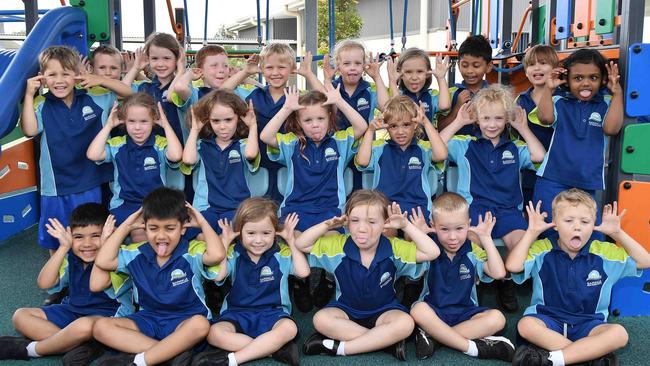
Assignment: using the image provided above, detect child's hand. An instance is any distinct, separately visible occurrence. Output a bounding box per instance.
[525,201,555,235]
[409,207,436,234]
[123,208,145,231]
[123,51,135,72]
[278,213,300,247]
[364,52,383,79]
[26,75,44,96]
[369,114,388,132]
[324,215,347,230]
[184,202,208,228]
[457,89,472,105]
[412,101,431,126]
[431,55,451,79]
[133,47,149,71]
[176,48,187,74]
[546,67,567,89]
[323,54,337,81]
[241,100,257,128]
[606,61,622,95]
[101,214,116,243]
[80,56,91,75]
[45,218,73,250]
[107,101,123,129]
[283,85,305,112]
[468,211,496,241]
[594,201,625,238]
[217,218,239,247]
[322,83,343,106]
[454,101,474,126]
[155,102,169,127]
[386,57,401,84]
[295,51,314,76]
[508,106,528,132]
[189,106,206,133]
[75,73,103,89]
[384,202,408,230]
[244,55,261,75]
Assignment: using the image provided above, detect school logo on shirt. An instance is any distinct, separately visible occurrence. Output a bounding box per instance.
[228,150,241,164]
[170,269,189,287]
[161,90,169,103]
[459,264,472,280]
[588,112,602,127]
[501,150,516,165]
[324,147,339,162]
[379,271,393,288]
[357,97,370,111]
[82,106,97,121]
[143,157,158,171]
[420,101,430,112]
[408,157,422,170]
[260,266,275,283]
[586,270,602,287]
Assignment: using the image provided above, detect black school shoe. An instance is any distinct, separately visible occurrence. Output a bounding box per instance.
[414,327,437,360]
[588,352,619,366]
[474,336,515,362]
[96,351,136,366]
[0,336,30,360]
[496,279,519,313]
[302,332,338,356]
[43,288,68,306]
[191,346,229,366]
[271,339,300,366]
[290,276,313,313]
[313,272,336,309]
[512,344,552,366]
[62,340,105,366]
[383,339,407,361]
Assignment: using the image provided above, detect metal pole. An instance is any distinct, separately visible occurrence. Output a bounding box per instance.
[203,0,208,46]
[23,0,38,35]
[305,0,318,74]
[110,0,123,50]
[143,0,156,39]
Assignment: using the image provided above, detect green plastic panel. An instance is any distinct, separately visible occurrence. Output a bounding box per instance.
[0,124,24,146]
[595,0,616,35]
[70,0,110,48]
[536,5,546,44]
[621,124,650,175]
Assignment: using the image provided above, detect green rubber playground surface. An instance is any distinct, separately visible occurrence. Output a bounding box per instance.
[1,227,649,365]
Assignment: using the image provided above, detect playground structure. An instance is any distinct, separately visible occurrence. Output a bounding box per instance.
[0,0,648,315]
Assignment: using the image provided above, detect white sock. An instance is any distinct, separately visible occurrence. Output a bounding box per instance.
[228,352,238,366]
[26,341,40,358]
[336,341,346,356]
[322,339,335,350]
[464,340,478,357]
[133,352,147,366]
[548,350,565,366]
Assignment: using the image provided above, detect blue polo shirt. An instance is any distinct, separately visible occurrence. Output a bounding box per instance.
[183,138,260,213]
[447,81,489,136]
[448,135,534,209]
[246,86,286,169]
[357,138,437,215]
[536,92,612,190]
[219,241,294,315]
[268,127,357,215]
[332,77,377,127]
[100,134,176,210]
[33,87,116,196]
[419,235,492,315]
[400,88,440,123]
[513,237,641,323]
[116,239,220,319]
[132,76,186,143]
[49,252,133,317]
[309,234,425,318]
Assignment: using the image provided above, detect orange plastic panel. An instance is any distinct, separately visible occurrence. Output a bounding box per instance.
[618,181,650,252]
[0,137,36,195]
[573,0,592,37]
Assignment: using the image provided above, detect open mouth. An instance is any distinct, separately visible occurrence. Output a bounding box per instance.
[569,235,583,249]
[155,242,169,256]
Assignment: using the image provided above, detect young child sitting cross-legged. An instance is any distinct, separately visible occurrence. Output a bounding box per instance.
[508,189,650,366]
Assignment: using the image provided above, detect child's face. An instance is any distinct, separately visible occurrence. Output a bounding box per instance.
[553,202,596,256]
[201,54,230,88]
[524,60,553,87]
[70,224,103,263]
[209,103,238,143]
[567,63,603,101]
[93,53,123,80]
[432,211,470,254]
[145,217,185,259]
[476,103,507,143]
[42,59,77,99]
[347,204,386,250]
[262,53,292,89]
[337,48,365,86]
[387,112,417,148]
[125,105,155,145]
[147,45,177,81]
[458,55,491,88]
[400,57,430,93]
[240,217,276,259]
[298,105,330,143]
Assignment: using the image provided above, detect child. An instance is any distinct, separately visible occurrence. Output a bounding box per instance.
[356,95,447,224]
[517,45,560,207]
[297,190,439,360]
[192,198,309,366]
[86,93,183,243]
[88,45,123,80]
[437,35,493,134]
[409,192,515,361]
[93,187,226,366]
[387,47,451,123]
[182,89,260,239]
[535,49,623,238]
[20,46,131,254]
[0,203,131,365]
[507,190,650,366]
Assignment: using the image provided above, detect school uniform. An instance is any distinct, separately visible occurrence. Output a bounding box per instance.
[447,80,490,136]
[401,88,440,123]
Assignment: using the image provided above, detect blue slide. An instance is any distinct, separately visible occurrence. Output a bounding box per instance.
[0,6,88,139]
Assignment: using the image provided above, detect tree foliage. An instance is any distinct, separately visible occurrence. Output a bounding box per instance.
[317,0,362,55]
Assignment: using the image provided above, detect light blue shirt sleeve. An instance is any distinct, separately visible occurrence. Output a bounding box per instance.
[308,234,347,273]
[516,142,535,171]
[235,87,253,100]
[369,89,378,120]
[333,127,358,164]
[356,140,385,173]
[447,137,471,164]
[239,139,260,173]
[390,237,427,280]
[217,246,238,286]
[47,257,70,294]
[87,88,118,126]
[468,243,495,283]
[267,133,297,165]
[34,97,45,134]
[511,239,552,284]
[117,244,144,275]
[429,90,440,114]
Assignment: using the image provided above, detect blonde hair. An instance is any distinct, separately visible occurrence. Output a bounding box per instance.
[39,46,80,74]
[344,190,390,220]
[382,95,423,140]
[118,92,159,121]
[233,197,280,233]
[259,43,296,69]
[431,192,469,221]
[333,39,367,65]
[523,45,559,68]
[551,188,597,219]
[471,84,517,125]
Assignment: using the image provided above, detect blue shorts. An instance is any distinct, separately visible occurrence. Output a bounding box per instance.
[523,314,605,342]
[422,302,489,327]
[39,187,103,250]
[42,302,118,329]
[469,203,527,239]
[325,300,407,325]
[185,208,236,239]
[110,201,142,226]
[281,208,343,233]
[126,310,194,340]
[217,308,291,338]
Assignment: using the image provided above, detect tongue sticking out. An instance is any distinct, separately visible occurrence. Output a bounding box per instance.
[156,243,168,257]
[569,236,582,249]
[579,90,591,98]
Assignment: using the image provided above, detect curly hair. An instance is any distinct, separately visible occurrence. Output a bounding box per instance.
[190,89,249,140]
